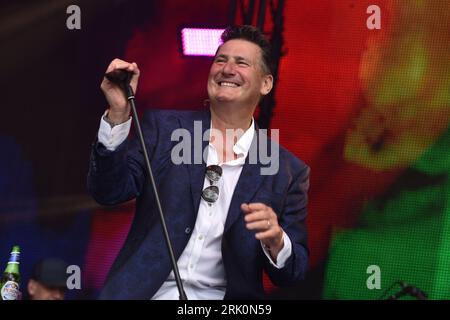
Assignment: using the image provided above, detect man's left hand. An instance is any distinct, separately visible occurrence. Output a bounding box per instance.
[241,203,284,261]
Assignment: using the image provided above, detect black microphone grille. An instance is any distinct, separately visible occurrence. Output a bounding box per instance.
[105,69,132,84]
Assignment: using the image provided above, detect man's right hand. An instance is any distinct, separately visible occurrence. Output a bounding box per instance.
[100,58,140,124]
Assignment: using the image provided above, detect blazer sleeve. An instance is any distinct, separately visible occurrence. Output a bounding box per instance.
[87,111,159,206]
[263,164,310,287]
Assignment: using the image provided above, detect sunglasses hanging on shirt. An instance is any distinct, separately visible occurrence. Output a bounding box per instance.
[201,165,222,205]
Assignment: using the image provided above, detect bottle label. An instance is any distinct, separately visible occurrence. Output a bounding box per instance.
[1,281,20,300]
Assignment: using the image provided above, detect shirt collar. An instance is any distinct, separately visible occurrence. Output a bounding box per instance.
[208,118,255,165]
[232,117,255,158]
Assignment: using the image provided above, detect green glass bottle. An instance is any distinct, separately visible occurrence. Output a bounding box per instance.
[0,245,21,300]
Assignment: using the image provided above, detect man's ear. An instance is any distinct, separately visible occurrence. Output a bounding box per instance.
[28,279,37,296]
[260,74,274,96]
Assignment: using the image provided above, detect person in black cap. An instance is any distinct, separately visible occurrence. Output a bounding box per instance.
[27,258,68,300]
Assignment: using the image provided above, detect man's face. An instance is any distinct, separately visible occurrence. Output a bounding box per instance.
[27,279,65,300]
[207,39,273,107]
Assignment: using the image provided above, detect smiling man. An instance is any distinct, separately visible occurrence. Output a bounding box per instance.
[88,25,310,300]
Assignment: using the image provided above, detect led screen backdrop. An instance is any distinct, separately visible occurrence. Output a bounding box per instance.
[1,0,449,299]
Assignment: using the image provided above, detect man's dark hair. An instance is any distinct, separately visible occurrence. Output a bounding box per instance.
[220,25,273,75]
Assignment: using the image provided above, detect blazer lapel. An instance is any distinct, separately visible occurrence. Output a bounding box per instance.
[224,130,265,233]
[180,109,211,214]
[180,111,268,232]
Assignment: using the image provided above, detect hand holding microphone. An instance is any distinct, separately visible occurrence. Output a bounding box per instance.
[100,59,140,124]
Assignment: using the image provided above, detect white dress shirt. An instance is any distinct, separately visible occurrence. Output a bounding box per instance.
[97,114,292,299]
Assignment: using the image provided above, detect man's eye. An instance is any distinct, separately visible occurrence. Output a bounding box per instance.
[215,59,225,63]
[238,61,249,66]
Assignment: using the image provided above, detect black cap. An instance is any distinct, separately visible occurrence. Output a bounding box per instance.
[31,258,68,288]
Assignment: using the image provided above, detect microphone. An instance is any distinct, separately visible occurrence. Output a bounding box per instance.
[399,281,428,300]
[104,69,132,85]
[389,281,428,300]
[102,65,188,300]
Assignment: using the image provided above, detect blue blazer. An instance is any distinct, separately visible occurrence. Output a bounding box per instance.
[87,108,310,299]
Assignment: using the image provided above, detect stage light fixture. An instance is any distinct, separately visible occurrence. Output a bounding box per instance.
[180,28,225,56]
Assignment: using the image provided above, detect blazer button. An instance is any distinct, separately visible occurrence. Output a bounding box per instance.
[185,227,191,234]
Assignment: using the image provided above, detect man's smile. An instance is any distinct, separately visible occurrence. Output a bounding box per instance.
[218,81,240,88]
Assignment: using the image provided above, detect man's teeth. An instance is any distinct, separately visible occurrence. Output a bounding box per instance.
[220,82,238,87]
